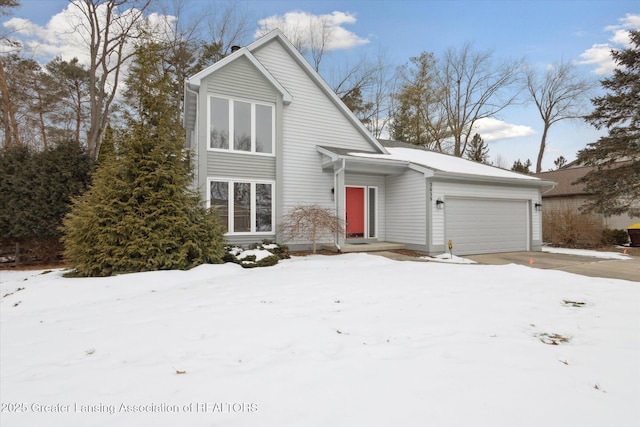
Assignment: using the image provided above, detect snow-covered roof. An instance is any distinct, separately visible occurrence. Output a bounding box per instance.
[350,146,541,181]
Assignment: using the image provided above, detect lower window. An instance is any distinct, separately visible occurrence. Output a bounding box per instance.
[208,179,274,234]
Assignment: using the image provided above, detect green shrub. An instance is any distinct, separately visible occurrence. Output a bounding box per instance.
[225,242,288,268]
[601,228,629,246]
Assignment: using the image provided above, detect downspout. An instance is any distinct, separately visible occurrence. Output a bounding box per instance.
[542,182,557,195]
[185,84,199,188]
[334,158,346,251]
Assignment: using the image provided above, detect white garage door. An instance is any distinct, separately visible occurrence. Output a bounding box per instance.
[445,198,529,255]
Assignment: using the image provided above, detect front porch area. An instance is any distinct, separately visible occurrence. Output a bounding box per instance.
[323,242,405,253]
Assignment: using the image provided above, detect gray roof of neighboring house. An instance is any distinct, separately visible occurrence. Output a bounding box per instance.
[533,160,634,197]
[533,167,591,197]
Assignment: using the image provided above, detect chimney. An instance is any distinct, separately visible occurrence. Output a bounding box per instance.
[231,45,241,53]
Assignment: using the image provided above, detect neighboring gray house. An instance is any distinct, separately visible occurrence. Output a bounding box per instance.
[534,162,640,231]
[184,30,552,256]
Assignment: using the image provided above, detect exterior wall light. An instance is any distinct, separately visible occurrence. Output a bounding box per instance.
[534,202,542,212]
[436,198,444,209]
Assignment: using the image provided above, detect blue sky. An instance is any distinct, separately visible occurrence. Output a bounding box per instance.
[6,0,640,169]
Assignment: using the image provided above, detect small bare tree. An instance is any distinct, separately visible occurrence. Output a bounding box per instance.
[278,204,345,254]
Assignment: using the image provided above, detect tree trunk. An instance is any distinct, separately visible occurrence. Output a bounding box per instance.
[14,241,20,266]
[38,104,47,150]
[312,228,317,254]
[74,82,82,144]
[536,124,550,173]
[0,60,21,147]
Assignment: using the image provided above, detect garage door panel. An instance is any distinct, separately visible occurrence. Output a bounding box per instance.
[445,198,528,255]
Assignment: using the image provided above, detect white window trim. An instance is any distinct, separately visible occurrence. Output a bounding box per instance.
[207,177,276,235]
[207,95,275,156]
[368,186,378,239]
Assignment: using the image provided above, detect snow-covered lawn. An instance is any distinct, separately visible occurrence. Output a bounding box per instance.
[1,254,638,427]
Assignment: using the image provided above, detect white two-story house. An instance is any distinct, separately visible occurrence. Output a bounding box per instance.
[184,30,551,255]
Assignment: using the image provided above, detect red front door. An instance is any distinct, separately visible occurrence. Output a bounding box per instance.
[346,187,365,238]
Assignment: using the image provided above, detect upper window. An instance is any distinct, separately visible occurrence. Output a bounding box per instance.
[209,96,274,155]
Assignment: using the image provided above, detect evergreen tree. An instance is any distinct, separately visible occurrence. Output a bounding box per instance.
[465,133,490,164]
[576,30,640,217]
[0,141,93,262]
[511,159,532,174]
[62,41,225,277]
[390,52,450,151]
[553,155,567,170]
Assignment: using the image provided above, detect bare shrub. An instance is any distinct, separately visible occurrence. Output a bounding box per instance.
[543,207,604,247]
[278,204,345,254]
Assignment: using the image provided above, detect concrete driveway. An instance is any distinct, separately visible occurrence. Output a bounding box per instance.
[466,251,640,282]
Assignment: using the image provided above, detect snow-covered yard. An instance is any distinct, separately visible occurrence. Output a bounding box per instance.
[1,253,638,427]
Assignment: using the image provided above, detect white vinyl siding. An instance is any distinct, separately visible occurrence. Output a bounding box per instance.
[204,55,278,103]
[252,41,380,213]
[207,152,275,181]
[385,170,426,245]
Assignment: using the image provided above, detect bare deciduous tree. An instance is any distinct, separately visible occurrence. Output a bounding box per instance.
[278,204,345,254]
[438,43,522,157]
[154,0,252,124]
[309,15,332,72]
[525,60,596,172]
[333,49,395,138]
[72,0,151,159]
[203,0,252,55]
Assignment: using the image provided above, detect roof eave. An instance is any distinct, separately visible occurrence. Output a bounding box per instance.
[432,171,554,187]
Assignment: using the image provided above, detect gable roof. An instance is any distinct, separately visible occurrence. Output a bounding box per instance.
[186,47,292,104]
[318,140,553,186]
[184,29,387,154]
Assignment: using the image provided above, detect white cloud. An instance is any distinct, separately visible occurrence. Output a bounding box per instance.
[2,1,174,67]
[605,13,640,33]
[4,3,89,62]
[578,13,640,75]
[578,43,617,75]
[472,117,536,141]
[255,10,369,51]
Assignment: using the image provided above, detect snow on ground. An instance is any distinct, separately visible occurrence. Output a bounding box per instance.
[1,254,639,427]
[420,253,477,264]
[542,246,633,260]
